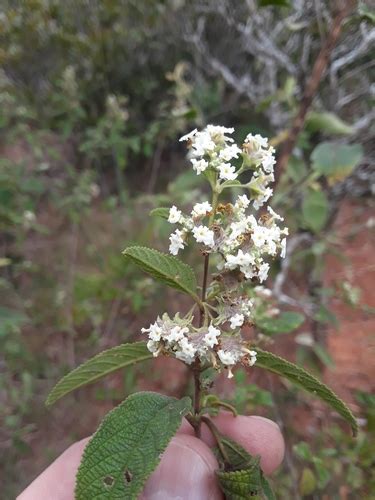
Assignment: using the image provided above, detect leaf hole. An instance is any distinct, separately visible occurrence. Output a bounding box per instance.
[124,469,133,484]
[103,475,114,488]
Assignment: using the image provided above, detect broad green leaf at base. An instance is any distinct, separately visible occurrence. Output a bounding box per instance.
[46,342,152,406]
[254,348,358,436]
[75,392,192,500]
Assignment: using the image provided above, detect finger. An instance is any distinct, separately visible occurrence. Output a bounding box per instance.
[17,437,90,500]
[18,433,223,500]
[201,412,285,475]
[140,434,223,500]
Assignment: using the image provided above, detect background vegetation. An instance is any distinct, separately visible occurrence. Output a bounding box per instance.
[0,0,374,498]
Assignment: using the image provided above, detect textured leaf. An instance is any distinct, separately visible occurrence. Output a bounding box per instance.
[214,436,259,471]
[260,474,276,500]
[255,349,358,435]
[214,436,276,499]
[305,111,354,136]
[256,311,305,335]
[149,207,170,219]
[302,189,329,233]
[76,392,192,500]
[311,142,363,184]
[123,246,199,300]
[216,459,262,499]
[46,342,151,406]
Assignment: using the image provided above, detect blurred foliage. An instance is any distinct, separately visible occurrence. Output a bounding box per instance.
[0,0,373,497]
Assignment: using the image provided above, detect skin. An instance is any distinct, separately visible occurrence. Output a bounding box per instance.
[18,412,285,500]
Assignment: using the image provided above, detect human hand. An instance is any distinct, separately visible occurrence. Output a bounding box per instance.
[18,412,284,500]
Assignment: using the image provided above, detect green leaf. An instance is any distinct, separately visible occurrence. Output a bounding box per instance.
[46,342,152,406]
[75,392,192,500]
[359,5,375,23]
[305,111,354,136]
[260,474,276,500]
[254,349,358,436]
[256,311,305,335]
[311,142,363,183]
[149,207,170,219]
[302,189,329,233]
[123,246,199,300]
[299,467,317,496]
[214,437,275,499]
[216,459,262,499]
[259,0,291,6]
[215,436,258,471]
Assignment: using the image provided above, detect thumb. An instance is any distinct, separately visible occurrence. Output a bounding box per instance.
[140,434,223,500]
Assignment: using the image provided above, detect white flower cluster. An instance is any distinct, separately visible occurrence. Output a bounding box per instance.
[142,314,256,378]
[180,125,241,180]
[142,126,287,377]
[216,296,254,330]
[168,126,288,282]
[168,194,287,283]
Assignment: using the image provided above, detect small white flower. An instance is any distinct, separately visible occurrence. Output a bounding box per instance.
[191,158,208,175]
[191,132,216,156]
[168,205,182,224]
[243,348,257,366]
[280,238,287,258]
[206,124,235,143]
[253,187,273,210]
[192,201,212,218]
[147,339,160,357]
[229,313,245,330]
[203,325,221,348]
[168,326,188,343]
[192,225,215,247]
[217,163,237,181]
[180,129,197,142]
[225,249,254,270]
[169,229,185,255]
[219,144,241,161]
[244,133,269,150]
[235,194,250,210]
[267,206,284,221]
[141,321,163,341]
[176,336,197,364]
[217,349,237,366]
[229,219,249,240]
[258,262,270,282]
[262,151,276,173]
[251,226,267,248]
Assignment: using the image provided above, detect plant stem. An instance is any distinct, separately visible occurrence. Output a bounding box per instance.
[201,416,230,466]
[192,365,202,438]
[193,185,220,438]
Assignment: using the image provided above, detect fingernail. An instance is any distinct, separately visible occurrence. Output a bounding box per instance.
[250,415,281,430]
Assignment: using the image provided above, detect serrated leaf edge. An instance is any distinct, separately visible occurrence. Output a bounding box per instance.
[75,392,192,499]
[46,341,152,406]
[123,246,200,301]
[255,348,358,436]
